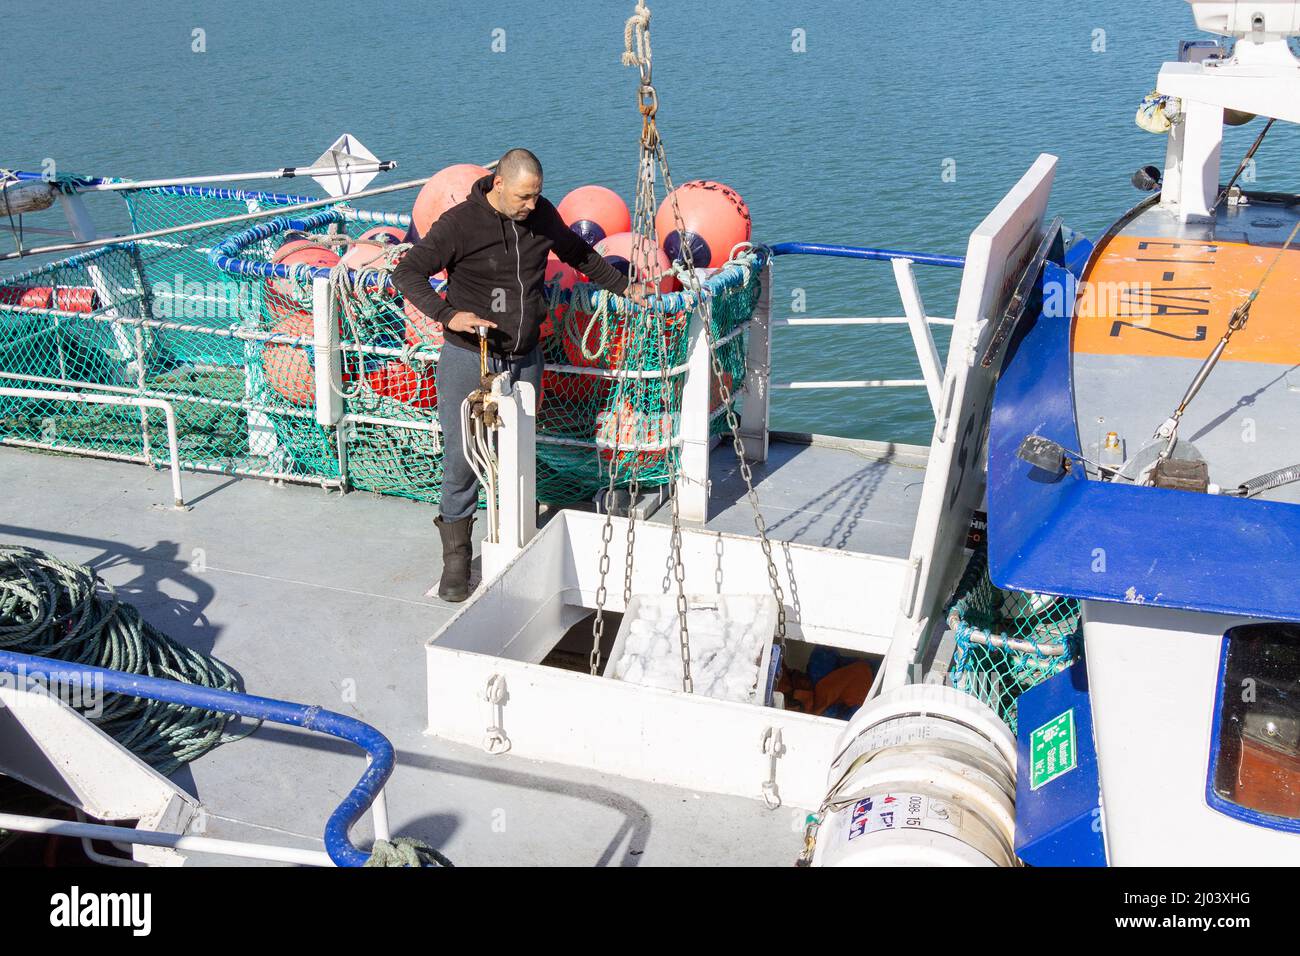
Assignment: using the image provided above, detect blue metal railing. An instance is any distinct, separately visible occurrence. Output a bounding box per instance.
[0,648,394,867]
[769,241,965,269]
[4,170,111,192]
[208,210,769,310]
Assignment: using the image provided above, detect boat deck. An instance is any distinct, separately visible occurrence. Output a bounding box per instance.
[0,433,926,866]
[1073,192,1300,502]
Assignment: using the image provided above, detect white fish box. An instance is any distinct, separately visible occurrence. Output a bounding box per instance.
[604,593,778,705]
[425,510,911,809]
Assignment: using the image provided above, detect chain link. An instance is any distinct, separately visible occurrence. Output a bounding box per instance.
[589,502,615,675]
[593,0,787,689]
[652,135,787,647]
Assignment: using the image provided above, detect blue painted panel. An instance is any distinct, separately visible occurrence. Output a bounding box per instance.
[1015,661,1107,866]
[1064,236,1094,279]
[986,263,1300,622]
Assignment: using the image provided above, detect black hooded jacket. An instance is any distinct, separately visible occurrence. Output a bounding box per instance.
[392,173,629,356]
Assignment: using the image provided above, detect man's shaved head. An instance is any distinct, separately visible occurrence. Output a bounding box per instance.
[490,148,543,221]
[496,148,543,184]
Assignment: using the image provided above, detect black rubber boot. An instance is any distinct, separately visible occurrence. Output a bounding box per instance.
[434,515,475,603]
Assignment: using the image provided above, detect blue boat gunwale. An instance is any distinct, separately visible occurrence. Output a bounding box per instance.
[985,236,1300,624]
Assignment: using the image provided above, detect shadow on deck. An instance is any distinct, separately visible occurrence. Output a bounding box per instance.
[0,433,927,866]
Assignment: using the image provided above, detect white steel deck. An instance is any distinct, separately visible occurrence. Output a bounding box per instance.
[0,433,926,866]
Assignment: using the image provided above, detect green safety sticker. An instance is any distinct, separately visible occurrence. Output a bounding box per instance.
[1029,709,1077,791]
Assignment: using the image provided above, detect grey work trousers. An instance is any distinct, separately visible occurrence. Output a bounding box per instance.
[436,340,544,522]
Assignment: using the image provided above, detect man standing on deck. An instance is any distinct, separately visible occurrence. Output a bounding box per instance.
[393,148,645,602]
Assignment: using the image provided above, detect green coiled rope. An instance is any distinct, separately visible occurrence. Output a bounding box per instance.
[364,837,454,868]
[0,544,259,774]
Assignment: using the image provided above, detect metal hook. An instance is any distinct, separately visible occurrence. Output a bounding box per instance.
[760,726,784,809]
[482,674,511,755]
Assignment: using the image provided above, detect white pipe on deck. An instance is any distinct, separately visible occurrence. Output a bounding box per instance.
[0,812,335,867]
[0,387,183,506]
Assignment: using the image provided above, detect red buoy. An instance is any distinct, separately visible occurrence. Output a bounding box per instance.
[557,185,631,246]
[594,231,678,293]
[0,285,99,313]
[561,311,629,370]
[654,180,751,268]
[271,237,322,262]
[545,253,581,291]
[411,164,490,240]
[342,225,406,271]
[541,253,581,339]
[261,314,315,405]
[595,401,674,467]
[367,361,437,408]
[267,241,339,319]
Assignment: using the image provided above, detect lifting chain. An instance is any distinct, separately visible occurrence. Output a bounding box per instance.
[651,106,787,648]
[591,0,788,688]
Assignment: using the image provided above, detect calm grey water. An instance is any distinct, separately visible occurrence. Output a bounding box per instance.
[6,0,1299,444]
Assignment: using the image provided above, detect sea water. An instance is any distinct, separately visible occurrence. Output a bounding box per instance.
[5,0,1299,445]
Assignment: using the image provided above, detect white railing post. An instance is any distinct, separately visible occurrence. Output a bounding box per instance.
[311,277,343,427]
[676,303,712,524]
[480,376,537,581]
[738,262,772,462]
[244,198,280,461]
[891,257,944,417]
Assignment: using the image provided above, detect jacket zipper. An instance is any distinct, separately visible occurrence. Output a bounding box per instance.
[511,220,525,351]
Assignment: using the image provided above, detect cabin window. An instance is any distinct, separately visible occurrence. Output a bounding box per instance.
[1208,623,1300,829]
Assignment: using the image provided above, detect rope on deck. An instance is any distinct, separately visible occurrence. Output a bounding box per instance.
[364,836,454,868]
[0,544,258,774]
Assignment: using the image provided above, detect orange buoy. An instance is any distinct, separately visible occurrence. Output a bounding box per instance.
[403,293,446,351]
[654,180,751,268]
[271,237,321,261]
[542,254,581,339]
[545,253,581,290]
[261,314,315,405]
[561,310,629,370]
[595,402,674,467]
[0,285,98,312]
[267,241,339,319]
[411,163,490,240]
[367,361,437,408]
[557,185,631,245]
[342,225,405,271]
[594,231,678,293]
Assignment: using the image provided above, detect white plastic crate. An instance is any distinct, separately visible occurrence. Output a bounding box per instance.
[603,593,778,704]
